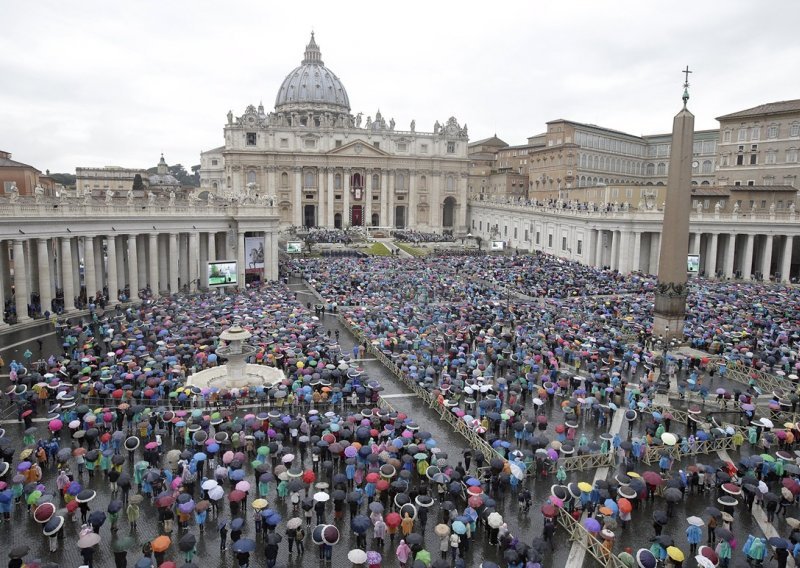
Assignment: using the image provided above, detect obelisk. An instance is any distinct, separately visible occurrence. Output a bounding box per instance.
[653,68,695,341]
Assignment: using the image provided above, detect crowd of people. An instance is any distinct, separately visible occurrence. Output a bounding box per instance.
[392,231,455,244]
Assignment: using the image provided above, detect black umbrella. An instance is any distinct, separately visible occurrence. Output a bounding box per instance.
[652,510,668,525]
[179,534,197,552]
[716,527,733,541]
[405,532,423,546]
[266,532,282,545]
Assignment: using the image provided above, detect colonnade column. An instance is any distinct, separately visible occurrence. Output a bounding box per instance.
[188,232,199,292]
[724,235,736,279]
[293,168,302,227]
[387,172,395,229]
[631,232,642,273]
[13,240,30,322]
[408,175,416,228]
[781,236,794,283]
[148,233,159,297]
[106,236,118,305]
[237,232,246,289]
[706,233,718,278]
[595,230,604,268]
[649,233,661,274]
[36,238,52,315]
[208,232,216,262]
[169,233,179,293]
[127,235,139,300]
[761,234,773,279]
[59,238,75,312]
[610,231,620,271]
[84,236,97,302]
[742,233,754,280]
[617,230,630,273]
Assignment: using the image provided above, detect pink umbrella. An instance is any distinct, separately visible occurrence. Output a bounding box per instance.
[48,419,63,432]
[171,477,183,490]
[223,451,234,465]
[236,481,250,492]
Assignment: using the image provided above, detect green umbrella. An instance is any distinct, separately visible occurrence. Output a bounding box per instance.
[617,551,635,568]
[761,454,776,463]
[113,536,135,552]
[27,490,43,505]
[257,446,269,456]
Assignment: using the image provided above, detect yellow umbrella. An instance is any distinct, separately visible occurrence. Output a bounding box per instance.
[578,482,593,493]
[666,546,685,562]
[626,472,641,479]
[252,498,268,510]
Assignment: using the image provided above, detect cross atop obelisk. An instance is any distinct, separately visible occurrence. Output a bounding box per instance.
[652,67,696,341]
[681,65,692,108]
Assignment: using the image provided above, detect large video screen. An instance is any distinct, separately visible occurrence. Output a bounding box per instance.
[286,241,303,254]
[687,254,700,274]
[207,260,238,287]
[245,237,264,274]
[490,241,505,251]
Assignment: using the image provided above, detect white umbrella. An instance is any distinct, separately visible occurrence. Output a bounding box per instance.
[201,479,218,491]
[348,549,367,564]
[286,517,302,530]
[314,491,330,502]
[687,516,704,527]
[487,512,503,529]
[209,486,224,501]
[695,555,715,568]
[661,432,677,446]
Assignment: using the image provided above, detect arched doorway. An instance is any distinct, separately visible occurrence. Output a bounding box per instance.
[371,213,380,227]
[334,213,342,229]
[304,204,316,228]
[351,205,363,226]
[395,206,406,229]
[442,197,456,228]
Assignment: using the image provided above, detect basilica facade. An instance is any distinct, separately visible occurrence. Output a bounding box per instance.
[200,33,469,233]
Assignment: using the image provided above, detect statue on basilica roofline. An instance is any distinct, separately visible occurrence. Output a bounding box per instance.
[355,113,362,128]
[410,120,415,132]
[7,182,19,202]
[34,183,44,203]
[227,110,233,125]
[434,120,441,134]
[168,190,176,207]
[105,189,115,204]
[389,118,395,131]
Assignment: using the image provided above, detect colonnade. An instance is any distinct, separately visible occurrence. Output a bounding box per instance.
[1,229,279,325]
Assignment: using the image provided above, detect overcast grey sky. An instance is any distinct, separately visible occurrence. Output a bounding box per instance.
[2,0,799,173]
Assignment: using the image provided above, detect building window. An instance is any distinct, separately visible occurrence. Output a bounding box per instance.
[421,144,428,154]
[750,154,757,165]
[335,194,342,200]
[334,174,342,189]
[211,159,218,166]
[656,163,666,175]
[372,194,379,201]
[751,127,760,141]
[280,172,289,187]
[738,128,747,142]
[305,194,314,200]
[513,227,518,239]
[748,181,755,186]
[397,142,407,152]
[765,177,774,186]
[766,151,777,165]
[723,130,731,143]
[548,234,553,247]
[736,155,744,165]
[372,174,380,189]
[524,229,529,241]
[446,176,455,191]
[419,175,427,190]
[791,123,800,137]
[561,236,567,251]
[304,172,315,188]
[472,220,476,229]
[280,138,289,148]
[246,132,257,146]
[702,160,713,174]
[536,232,540,245]
[396,173,405,189]
[577,240,582,255]
[373,142,380,149]
[767,125,779,139]
[304,139,316,149]
[247,171,256,185]
[734,181,742,186]
[335,140,342,148]
[447,142,456,154]
[787,148,798,163]
[503,226,507,236]
[704,199,710,209]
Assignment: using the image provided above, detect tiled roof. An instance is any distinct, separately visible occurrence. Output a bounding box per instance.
[717,99,800,121]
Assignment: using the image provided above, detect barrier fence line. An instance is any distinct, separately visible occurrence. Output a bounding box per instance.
[558,506,628,568]
[339,315,505,467]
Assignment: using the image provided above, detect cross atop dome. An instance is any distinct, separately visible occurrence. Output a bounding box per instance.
[303,31,323,65]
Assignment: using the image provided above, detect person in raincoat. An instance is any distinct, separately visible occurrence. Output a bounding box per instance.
[715,538,732,568]
[686,523,702,556]
[745,535,766,566]
[555,466,567,484]
[401,512,414,536]
[396,539,412,568]
[126,500,140,531]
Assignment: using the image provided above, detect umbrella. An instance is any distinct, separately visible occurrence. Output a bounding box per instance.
[769,537,791,549]
[232,538,255,553]
[348,549,368,564]
[179,534,197,552]
[78,532,101,548]
[487,512,503,529]
[695,556,715,568]
[322,524,340,545]
[34,502,56,523]
[43,515,64,536]
[435,523,450,537]
[687,516,704,527]
[666,547,684,562]
[583,518,601,532]
[151,535,171,553]
[314,491,330,502]
[113,536,136,553]
[76,489,96,503]
[352,515,371,534]
[286,517,302,530]
[636,549,656,568]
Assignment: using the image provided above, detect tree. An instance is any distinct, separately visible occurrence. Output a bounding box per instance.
[475,236,482,251]
[48,173,76,188]
[132,174,145,192]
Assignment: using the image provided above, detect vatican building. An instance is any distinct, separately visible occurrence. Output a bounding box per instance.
[200,33,470,233]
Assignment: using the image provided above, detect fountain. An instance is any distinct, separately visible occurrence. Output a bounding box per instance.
[187,325,284,390]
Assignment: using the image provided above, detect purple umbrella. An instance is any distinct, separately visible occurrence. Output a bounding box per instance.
[178,500,195,513]
[583,518,601,533]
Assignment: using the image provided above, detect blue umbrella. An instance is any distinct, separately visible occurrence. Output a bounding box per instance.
[193,453,207,462]
[351,514,371,534]
[232,538,255,553]
[230,470,245,481]
[231,517,244,531]
[452,520,466,534]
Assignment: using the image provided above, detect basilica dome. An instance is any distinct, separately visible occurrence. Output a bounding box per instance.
[274,33,350,113]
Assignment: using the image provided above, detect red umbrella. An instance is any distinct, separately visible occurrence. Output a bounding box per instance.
[366,473,380,484]
[22,410,33,418]
[302,470,316,484]
[642,471,663,486]
[541,504,557,518]
[34,502,56,523]
[112,389,124,399]
[385,512,401,528]
[156,495,175,508]
[229,490,246,502]
[376,480,389,492]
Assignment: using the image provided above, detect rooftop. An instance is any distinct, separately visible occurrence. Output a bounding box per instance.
[717,99,800,121]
